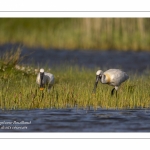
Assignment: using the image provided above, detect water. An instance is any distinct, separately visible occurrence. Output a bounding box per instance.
[0,108,150,132]
[1,43,150,132]
[1,43,150,73]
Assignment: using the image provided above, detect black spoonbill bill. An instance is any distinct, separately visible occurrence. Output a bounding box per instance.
[93,69,129,95]
[36,68,55,91]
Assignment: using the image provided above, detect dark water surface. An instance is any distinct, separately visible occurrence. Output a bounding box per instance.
[1,43,150,73]
[1,44,150,132]
[0,108,150,132]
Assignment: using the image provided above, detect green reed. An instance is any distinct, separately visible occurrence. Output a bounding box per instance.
[1,63,150,110]
[0,18,150,51]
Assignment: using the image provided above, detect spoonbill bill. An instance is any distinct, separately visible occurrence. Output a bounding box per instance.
[36,68,55,91]
[93,69,129,95]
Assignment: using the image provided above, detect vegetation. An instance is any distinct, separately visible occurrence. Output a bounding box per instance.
[0,49,150,110]
[0,18,150,51]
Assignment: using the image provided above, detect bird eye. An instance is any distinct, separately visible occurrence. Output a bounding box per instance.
[99,74,102,78]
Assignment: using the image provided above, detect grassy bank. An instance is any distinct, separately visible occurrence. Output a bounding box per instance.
[0,18,150,51]
[0,49,150,110]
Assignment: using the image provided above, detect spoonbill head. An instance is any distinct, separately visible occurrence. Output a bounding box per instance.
[93,69,129,95]
[36,68,55,91]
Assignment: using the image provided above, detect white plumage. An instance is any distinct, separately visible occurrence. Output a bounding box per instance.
[93,69,129,95]
[36,68,54,91]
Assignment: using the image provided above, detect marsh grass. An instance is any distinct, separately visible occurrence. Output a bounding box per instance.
[1,50,150,110]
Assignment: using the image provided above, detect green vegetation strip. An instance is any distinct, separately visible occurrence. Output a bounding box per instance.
[0,49,150,110]
[0,18,150,51]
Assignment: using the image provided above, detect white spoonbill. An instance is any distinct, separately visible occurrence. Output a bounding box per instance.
[36,68,55,91]
[93,69,129,95]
